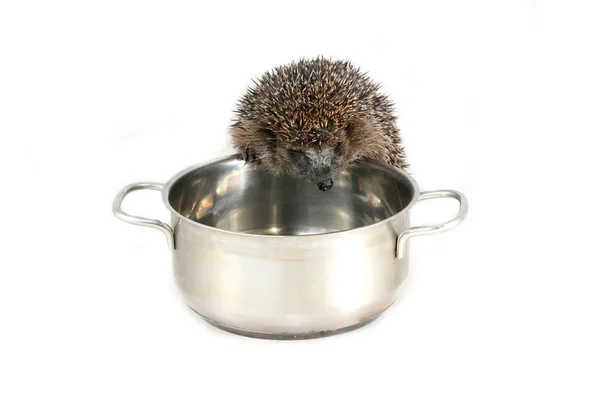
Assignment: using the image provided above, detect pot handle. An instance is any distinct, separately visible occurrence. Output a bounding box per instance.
[395,190,468,259]
[112,182,175,250]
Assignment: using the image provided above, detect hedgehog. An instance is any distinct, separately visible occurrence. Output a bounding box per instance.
[229,57,408,191]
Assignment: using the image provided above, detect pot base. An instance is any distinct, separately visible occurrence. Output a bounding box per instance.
[189,306,392,340]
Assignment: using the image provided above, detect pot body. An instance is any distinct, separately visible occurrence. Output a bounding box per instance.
[113,155,467,339]
[169,207,410,337]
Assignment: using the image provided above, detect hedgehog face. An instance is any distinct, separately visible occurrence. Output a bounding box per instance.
[286,145,342,191]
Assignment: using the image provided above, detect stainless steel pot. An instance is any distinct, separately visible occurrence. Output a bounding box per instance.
[113,154,468,339]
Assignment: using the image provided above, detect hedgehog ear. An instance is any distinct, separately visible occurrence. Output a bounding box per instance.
[345,116,372,139]
[260,128,279,151]
[261,128,277,138]
[344,116,386,159]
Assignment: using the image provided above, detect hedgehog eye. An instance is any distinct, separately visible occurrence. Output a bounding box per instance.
[288,149,309,166]
[331,143,343,156]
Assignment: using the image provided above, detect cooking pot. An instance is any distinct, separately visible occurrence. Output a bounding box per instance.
[113,154,468,339]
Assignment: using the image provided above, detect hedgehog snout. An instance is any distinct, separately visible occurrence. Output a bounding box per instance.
[313,165,335,191]
[317,178,334,191]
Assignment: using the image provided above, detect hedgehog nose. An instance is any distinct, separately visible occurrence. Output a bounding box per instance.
[318,178,334,191]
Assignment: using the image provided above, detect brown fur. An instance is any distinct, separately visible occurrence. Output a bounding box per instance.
[229,57,408,181]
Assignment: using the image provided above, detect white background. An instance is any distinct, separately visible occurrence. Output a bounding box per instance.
[1,0,599,399]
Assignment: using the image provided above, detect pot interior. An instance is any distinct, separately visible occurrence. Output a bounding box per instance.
[167,156,415,235]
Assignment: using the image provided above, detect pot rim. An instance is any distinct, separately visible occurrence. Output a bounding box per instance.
[161,154,421,239]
